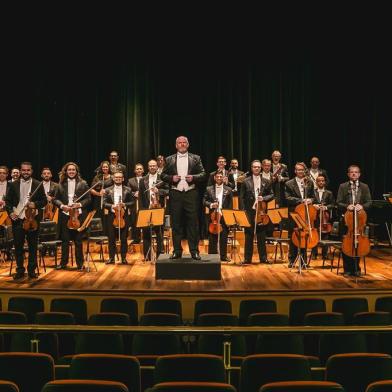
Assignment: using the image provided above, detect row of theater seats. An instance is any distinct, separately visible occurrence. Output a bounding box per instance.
[3,296,392,325]
[2,352,392,392]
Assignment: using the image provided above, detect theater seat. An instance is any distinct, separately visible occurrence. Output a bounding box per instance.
[260,380,344,391]
[0,380,19,392]
[101,298,139,325]
[151,382,236,392]
[41,379,129,392]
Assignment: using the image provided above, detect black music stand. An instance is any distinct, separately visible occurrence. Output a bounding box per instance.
[137,208,165,263]
[290,212,309,274]
[221,209,250,265]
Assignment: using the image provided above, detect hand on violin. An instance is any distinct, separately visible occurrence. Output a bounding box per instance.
[27,202,36,209]
[46,195,53,202]
[172,175,181,183]
[71,203,81,209]
[303,198,312,205]
[99,189,105,196]
[185,175,193,183]
[10,212,18,221]
[210,202,219,209]
[355,204,363,211]
[347,204,355,211]
[133,191,139,198]
[62,205,71,212]
[0,200,5,208]
[223,176,229,185]
[257,195,264,201]
[152,187,159,194]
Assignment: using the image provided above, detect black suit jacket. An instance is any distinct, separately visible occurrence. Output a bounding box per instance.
[203,185,233,210]
[313,188,335,210]
[270,163,289,182]
[5,178,47,221]
[103,185,135,215]
[138,174,169,209]
[53,179,91,222]
[336,181,372,212]
[207,170,235,189]
[44,181,59,198]
[95,162,127,179]
[285,178,315,212]
[127,177,142,193]
[161,152,206,187]
[308,168,329,186]
[239,176,274,212]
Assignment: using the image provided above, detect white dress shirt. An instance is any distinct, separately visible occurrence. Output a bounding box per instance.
[0,181,7,200]
[15,178,32,218]
[113,185,122,205]
[295,177,305,199]
[43,181,51,195]
[350,180,359,203]
[317,188,324,203]
[148,173,158,203]
[262,171,271,181]
[176,152,191,191]
[253,175,261,198]
[215,184,224,210]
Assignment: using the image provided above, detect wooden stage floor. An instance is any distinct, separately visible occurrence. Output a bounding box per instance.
[1,245,392,294]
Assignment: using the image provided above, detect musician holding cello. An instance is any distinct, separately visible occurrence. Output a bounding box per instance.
[103,171,134,264]
[337,165,372,276]
[4,162,47,280]
[53,162,91,270]
[203,171,233,261]
[240,160,274,264]
[138,159,169,261]
[285,162,316,267]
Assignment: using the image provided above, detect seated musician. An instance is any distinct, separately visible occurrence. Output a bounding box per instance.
[312,174,335,259]
[207,156,235,189]
[53,162,91,270]
[103,171,134,265]
[203,171,233,262]
[240,160,274,264]
[138,159,169,261]
[285,162,315,267]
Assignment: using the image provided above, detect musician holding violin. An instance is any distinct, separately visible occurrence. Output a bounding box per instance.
[138,159,169,261]
[203,171,233,261]
[41,167,58,221]
[4,162,47,280]
[53,162,91,270]
[312,174,335,259]
[240,160,274,264]
[337,165,372,277]
[285,162,316,267]
[103,171,134,264]
[270,150,289,207]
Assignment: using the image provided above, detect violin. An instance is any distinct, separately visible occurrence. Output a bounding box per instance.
[22,194,38,231]
[254,186,270,226]
[318,202,332,236]
[150,186,161,209]
[67,197,81,230]
[342,205,370,258]
[113,196,125,229]
[43,199,56,221]
[209,198,223,235]
[0,197,11,226]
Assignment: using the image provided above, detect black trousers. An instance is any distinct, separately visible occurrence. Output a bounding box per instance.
[107,217,129,260]
[59,214,84,268]
[208,224,229,258]
[142,226,163,260]
[343,254,361,274]
[244,211,268,262]
[287,216,309,265]
[130,207,141,242]
[169,189,199,253]
[12,219,38,274]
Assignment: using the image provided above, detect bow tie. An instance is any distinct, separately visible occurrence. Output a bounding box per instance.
[177,153,187,158]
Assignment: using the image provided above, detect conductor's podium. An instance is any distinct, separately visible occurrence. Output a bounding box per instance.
[155,254,221,280]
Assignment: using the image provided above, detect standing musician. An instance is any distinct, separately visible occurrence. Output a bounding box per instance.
[203,171,233,261]
[10,167,20,182]
[127,163,145,244]
[91,161,114,232]
[156,155,166,175]
[309,156,329,187]
[207,156,235,189]
[285,162,315,266]
[5,162,47,280]
[240,160,274,264]
[53,162,91,270]
[0,166,9,210]
[228,158,245,194]
[41,167,58,220]
[312,174,335,259]
[261,159,273,182]
[103,171,134,264]
[138,159,169,261]
[270,150,289,207]
[336,165,372,276]
[161,136,206,260]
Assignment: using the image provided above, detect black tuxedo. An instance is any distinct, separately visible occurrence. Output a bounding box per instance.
[5,178,47,274]
[240,176,274,263]
[270,163,289,207]
[337,181,372,274]
[103,185,134,260]
[161,152,206,254]
[137,174,169,259]
[127,176,143,242]
[308,168,330,187]
[228,169,245,193]
[285,178,315,264]
[95,162,127,179]
[207,170,235,189]
[203,185,233,258]
[53,179,91,268]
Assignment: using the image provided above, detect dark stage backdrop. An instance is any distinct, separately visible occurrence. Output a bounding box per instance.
[2,60,391,198]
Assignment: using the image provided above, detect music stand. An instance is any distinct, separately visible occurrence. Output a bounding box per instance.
[137,208,165,263]
[221,209,250,265]
[290,212,308,274]
[78,210,97,272]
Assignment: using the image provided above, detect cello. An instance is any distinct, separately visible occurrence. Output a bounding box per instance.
[342,184,370,258]
[209,198,223,235]
[291,180,319,250]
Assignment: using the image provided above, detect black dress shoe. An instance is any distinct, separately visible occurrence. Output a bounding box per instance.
[121,259,128,265]
[191,252,201,260]
[56,265,67,270]
[242,260,252,265]
[170,252,183,259]
[13,272,26,280]
[76,265,85,271]
[28,272,38,279]
[221,256,231,262]
[105,259,115,265]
